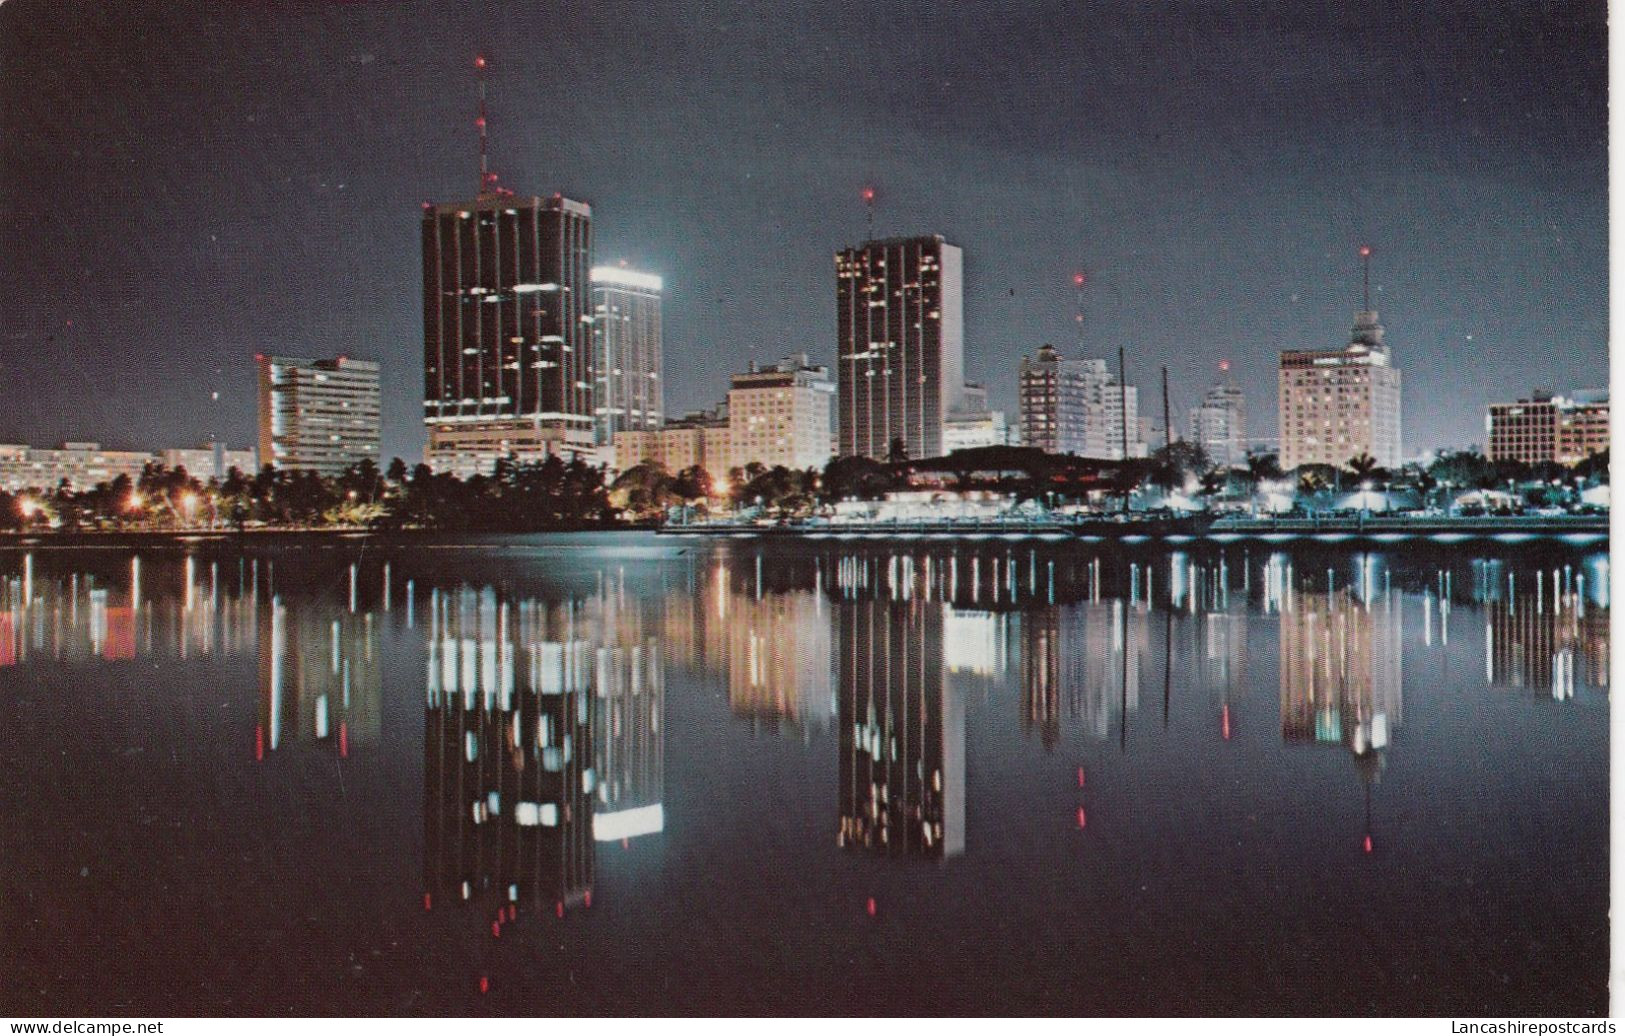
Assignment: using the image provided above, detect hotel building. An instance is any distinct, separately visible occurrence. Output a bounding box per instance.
[1486,390,1609,466]
[726,354,834,472]
[1278,310,1402,472]
[612,405,732,487]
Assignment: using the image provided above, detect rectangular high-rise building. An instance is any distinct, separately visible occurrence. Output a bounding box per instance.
[1018,344,1143,459]
[421,194,593,477]
[591,266,663,445]
[1278,309,1402,471]
[1189,366,1248,468]
[256,354,381,476]
[1486,390,1609,466]
[835,235,963,461]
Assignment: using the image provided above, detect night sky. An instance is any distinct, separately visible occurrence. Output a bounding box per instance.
[0,0,1608,465]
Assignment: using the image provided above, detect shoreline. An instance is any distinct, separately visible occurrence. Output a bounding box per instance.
[0,514,1606,550]
[659,513,1609,544]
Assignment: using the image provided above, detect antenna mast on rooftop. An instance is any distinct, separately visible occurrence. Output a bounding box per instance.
[1072,271,1086,351]
[1359,244,1373,310]
[475,55,494,196]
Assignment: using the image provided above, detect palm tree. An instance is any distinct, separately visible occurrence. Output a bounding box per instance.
[1246,452,1283,484]
[1346,451,1379,481]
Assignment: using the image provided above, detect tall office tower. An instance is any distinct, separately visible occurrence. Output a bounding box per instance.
[835,235,964,461]
[591,266,663,445]
[1189,362,1248,468]
[1486,389,1610,466]
[255,354,382,476]
[1018,344,1142,459]
[836,595,964,858]
[1278,250,1402,471]
[727,353,835,472]
[421,194,594,476]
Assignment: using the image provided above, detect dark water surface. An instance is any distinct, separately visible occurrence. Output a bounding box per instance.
[0,534,1608,1016]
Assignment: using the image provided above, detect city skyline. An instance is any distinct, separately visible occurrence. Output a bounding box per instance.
[0,1,1606,464]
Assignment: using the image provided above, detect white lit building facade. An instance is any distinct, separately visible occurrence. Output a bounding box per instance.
[591,266,663,445]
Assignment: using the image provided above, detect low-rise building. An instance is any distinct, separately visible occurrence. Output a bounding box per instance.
[159,445,258,480]
[613,407,731,488]
[0,441,257,493]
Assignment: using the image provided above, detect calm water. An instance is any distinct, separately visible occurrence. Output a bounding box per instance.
[0,534,1609,1016]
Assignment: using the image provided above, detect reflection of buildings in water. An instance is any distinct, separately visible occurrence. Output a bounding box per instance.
[1485,585,1609,700]
[422,588,596,917]
[590,610,665,841]
[1020,600,1148,745]
[943,606,1010,679]
[1019,608,1074,753]
[662,559,834,734]
[836,597,965,858]
[1279,586,1403,760]
[256,594,381,757]
[1,554,264,666]
[1200,607,1250,737]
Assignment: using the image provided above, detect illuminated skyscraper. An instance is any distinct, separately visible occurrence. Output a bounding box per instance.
[591,266,663,445]
[835,235,964,461]
[421,194,595,476]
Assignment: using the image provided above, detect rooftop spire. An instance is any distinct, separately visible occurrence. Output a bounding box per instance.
[1358,244,1373,311]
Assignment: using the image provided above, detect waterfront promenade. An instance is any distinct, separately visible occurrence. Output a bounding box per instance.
[658,512,1610,543]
